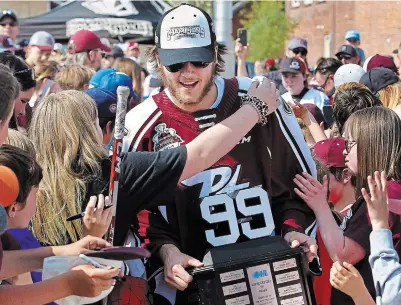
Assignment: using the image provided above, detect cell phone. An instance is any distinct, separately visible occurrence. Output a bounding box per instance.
[323,105,334,127]
[237,28,247,46]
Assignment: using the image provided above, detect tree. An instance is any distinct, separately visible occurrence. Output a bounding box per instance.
[240,1,296,61]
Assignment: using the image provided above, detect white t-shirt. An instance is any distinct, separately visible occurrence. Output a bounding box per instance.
[281,88,329,111]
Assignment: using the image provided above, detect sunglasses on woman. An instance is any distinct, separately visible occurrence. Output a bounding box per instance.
[344,139,356,153]
[292,48,308,56]
[0,20,17,27]
[165,61,210,73]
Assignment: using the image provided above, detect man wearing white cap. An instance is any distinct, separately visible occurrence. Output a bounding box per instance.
[25,31,55,68]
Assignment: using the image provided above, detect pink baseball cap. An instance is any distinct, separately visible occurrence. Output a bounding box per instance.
[128,41,139,50]
[29,31,55,51]
[314,138,346,168]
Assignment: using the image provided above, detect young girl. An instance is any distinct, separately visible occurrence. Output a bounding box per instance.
[293,107,401,305]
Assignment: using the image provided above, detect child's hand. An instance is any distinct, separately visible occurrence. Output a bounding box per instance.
[330,261,367,299]
[362,171,389,230]
[293,172,329,213]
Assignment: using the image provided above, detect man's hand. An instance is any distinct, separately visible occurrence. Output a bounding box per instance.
[293,172,329,213]
[159,244,203,291]
[247,78,280,116]
[54,236,112,257]
[66,265,120,297]
[284,231,318,262]
[362,171,389,230]
[234,38,249,61]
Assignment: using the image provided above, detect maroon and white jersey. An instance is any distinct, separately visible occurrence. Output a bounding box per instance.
[121,76,316,304]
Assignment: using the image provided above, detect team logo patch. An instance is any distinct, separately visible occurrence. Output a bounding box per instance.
[289,61,300,70]
[167,25,205,41]
[109,104,117,113]
[152,123,184,152]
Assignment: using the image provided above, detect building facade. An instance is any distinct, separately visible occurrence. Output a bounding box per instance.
[286,0,401,66]
[0,1,49,19]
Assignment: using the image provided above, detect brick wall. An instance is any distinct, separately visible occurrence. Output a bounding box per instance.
[0,1,49,19]
[286,0,401,67]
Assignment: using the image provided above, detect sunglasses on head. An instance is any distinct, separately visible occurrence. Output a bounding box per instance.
[292,48,307,56]
[0,20,17,27]
[165,61,210,73]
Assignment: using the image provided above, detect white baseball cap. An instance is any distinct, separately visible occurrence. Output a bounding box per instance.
[334,64,365,88]
[155,3,216,66]
[29,31,55,51]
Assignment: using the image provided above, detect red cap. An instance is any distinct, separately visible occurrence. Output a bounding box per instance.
[314,138,346,168]
[265,58,275,67]
[67,30,111,54]
[0,166,19,207]
[367,54,398,75]
[128,41,139,50]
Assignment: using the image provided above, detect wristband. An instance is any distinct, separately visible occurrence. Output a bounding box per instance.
[240,95,269,125]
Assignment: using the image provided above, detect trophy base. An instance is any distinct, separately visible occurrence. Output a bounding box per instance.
[190,236,316,305]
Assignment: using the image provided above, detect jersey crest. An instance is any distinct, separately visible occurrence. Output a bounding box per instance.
[152,123,184,152]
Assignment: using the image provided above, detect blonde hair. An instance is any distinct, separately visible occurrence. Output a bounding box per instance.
[29,90,107,245]
[34,61,59,82]
[55,64,95,90]
[6,129,36,158]
[113,57,143,101]
[377,82,401,110]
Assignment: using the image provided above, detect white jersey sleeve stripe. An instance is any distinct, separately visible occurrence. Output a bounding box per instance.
[123,97,159,153]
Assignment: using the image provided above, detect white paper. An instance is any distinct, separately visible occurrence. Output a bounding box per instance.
[278,283,303,297]
[225,295,251,305]
[246,264,278,305]
[272,258,297,272]
[42,256,122,305]
[220,269,245,283]
[275,271,300,284]
[280,296,305,305]
[222,282,248,296]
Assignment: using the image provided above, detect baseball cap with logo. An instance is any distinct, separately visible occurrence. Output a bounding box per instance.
[314,138,346,168]
[99,72,137,99]
[335,45,358,59]
[0,35,20,51]
[155,3,216,66]
[280,57,306,74]
[85,88,117,119]
[334,64,365,88]
[288,37,307,51]
[359,67,399,94]
[29,31,55,51]
[68,30,111,54]
[345,30,360,41]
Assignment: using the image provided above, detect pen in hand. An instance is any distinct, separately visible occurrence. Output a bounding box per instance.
[66,205,113,221]
[79,253,125,282]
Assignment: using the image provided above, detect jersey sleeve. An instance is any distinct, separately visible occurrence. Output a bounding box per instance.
[268,100,317,237]
[114,147,186,246]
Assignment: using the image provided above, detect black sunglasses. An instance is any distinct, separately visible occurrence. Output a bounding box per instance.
[338,55,352,61]
[165,61,210,73]
[292,48,307,56]
[0,21,17,27]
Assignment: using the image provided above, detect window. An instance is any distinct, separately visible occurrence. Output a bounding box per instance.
[291,0,300,8]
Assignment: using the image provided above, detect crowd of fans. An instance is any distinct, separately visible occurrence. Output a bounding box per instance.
[0,4,400,305]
